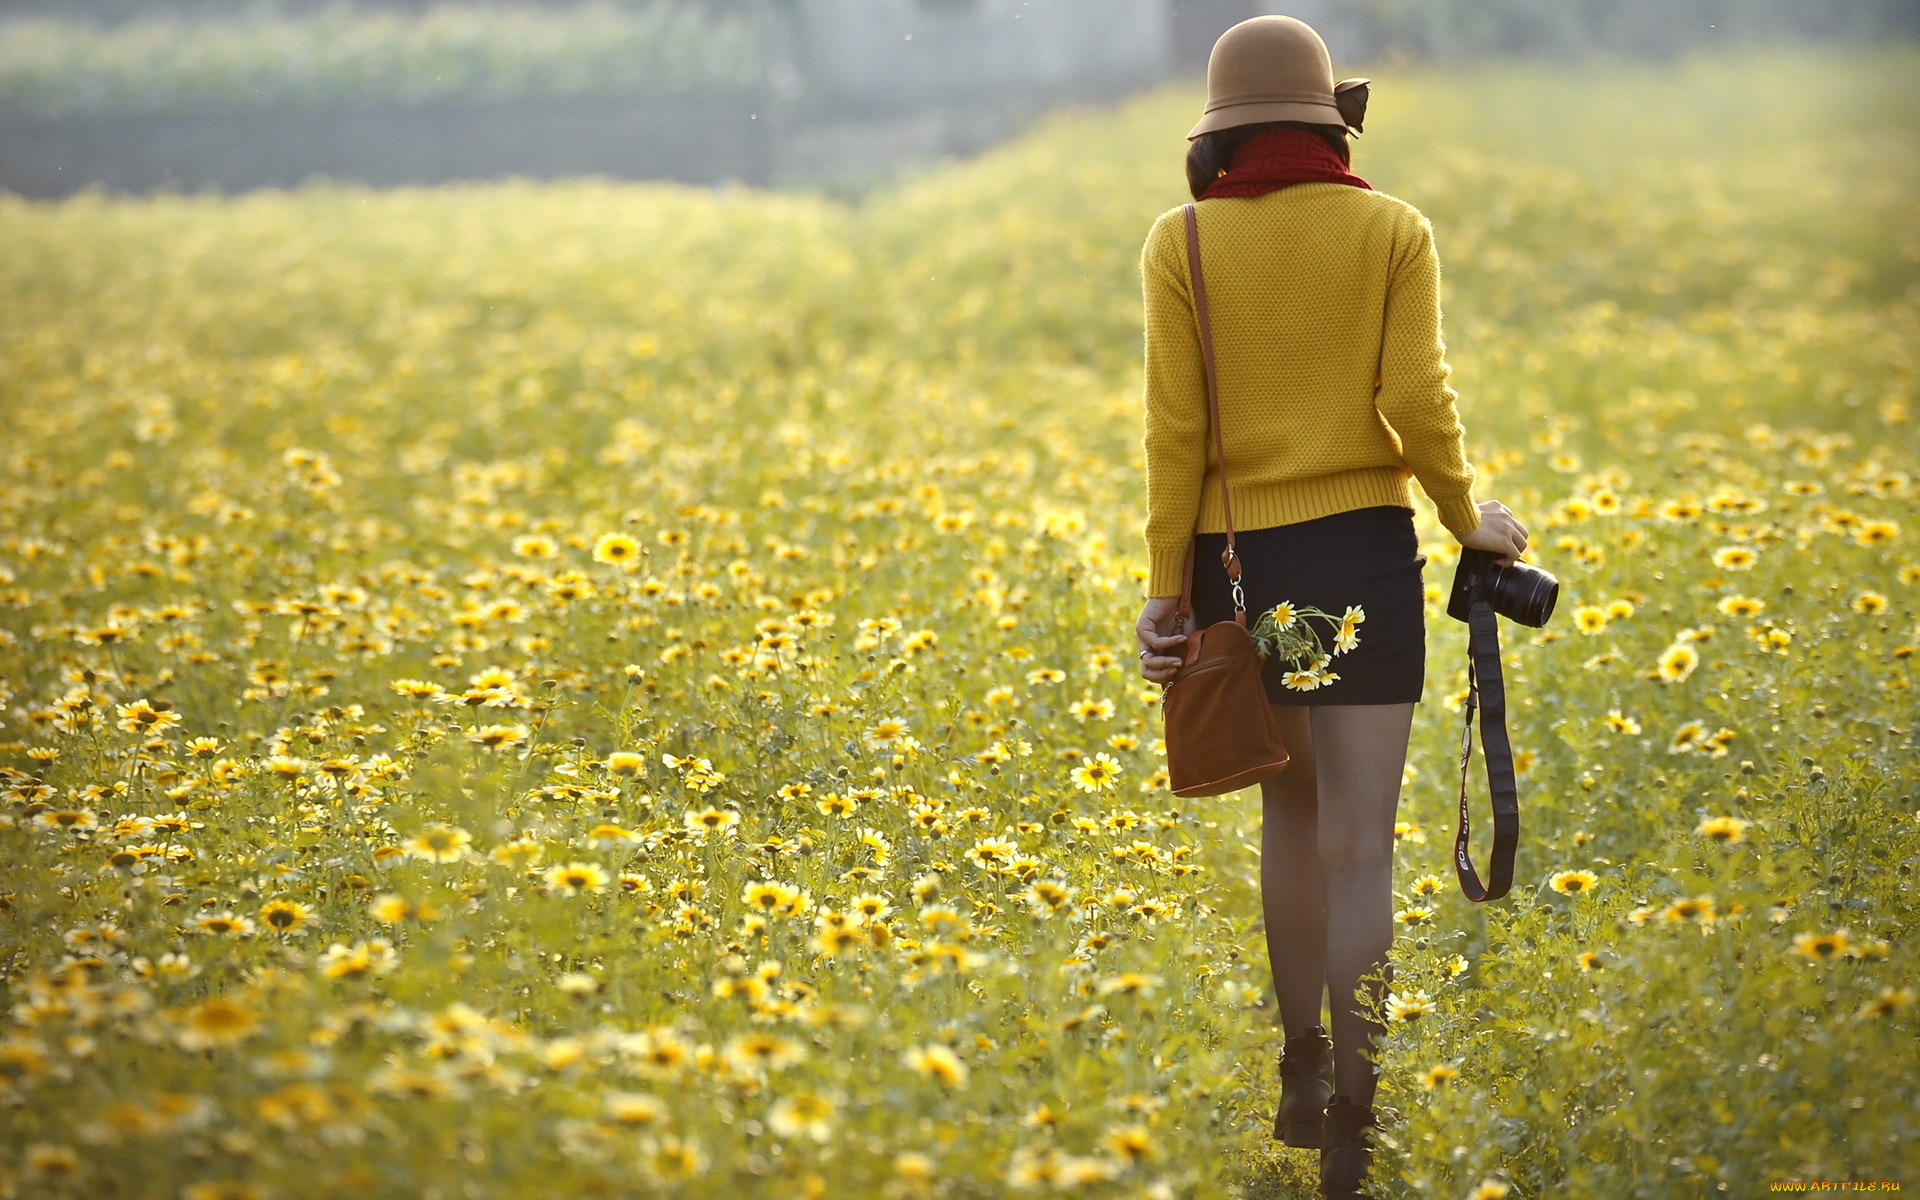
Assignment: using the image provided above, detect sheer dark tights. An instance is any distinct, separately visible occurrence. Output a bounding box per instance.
[1259,702,1413,1110]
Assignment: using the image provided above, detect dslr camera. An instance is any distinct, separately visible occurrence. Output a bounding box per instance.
[1447,548,1559,628]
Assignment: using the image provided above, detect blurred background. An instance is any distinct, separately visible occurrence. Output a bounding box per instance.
[2,0,1916,198]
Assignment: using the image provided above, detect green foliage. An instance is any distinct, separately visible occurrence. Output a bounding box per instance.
[0,44,1915,1200]
[1348,0,1916,59]
[0,2,757,117]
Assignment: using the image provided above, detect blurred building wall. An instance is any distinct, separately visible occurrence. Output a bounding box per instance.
[791,0,1170,110]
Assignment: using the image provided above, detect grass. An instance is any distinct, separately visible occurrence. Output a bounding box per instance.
[0,43,1915,1200]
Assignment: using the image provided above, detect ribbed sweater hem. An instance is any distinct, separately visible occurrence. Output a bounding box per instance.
[1147,466,1478,597]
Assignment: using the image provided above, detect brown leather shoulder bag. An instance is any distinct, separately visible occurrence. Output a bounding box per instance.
[1162,203,1291,798]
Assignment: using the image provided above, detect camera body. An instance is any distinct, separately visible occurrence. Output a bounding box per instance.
[1447,548,1559,628]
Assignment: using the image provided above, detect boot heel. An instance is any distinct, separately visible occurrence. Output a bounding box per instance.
[1272,1026,1334,1148]
[1318,1095,1379,1198]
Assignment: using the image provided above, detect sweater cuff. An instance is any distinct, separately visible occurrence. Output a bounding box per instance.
[1434,493,1482,540]
[1147,545,1191,599]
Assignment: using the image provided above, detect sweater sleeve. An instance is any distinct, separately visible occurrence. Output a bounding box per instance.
[1377,213,1481,540]
[1140,212,1209,598]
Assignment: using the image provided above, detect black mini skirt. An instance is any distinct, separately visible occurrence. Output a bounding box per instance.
[1188,505,1428,706]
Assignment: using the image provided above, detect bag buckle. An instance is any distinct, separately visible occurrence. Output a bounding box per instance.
[1221,545,1246,613]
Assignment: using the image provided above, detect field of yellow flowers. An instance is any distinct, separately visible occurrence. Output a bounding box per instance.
[2,46,1916,1200]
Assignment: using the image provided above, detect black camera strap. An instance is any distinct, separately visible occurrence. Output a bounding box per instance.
[1454,580,1520,902]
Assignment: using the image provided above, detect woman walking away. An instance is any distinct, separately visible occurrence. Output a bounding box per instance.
[1132,16,1528,1199]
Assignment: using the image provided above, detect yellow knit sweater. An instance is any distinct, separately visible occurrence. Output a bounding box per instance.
[1141,183,1481,598]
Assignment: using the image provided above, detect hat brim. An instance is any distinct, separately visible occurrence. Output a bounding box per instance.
[1187,98,1348,139]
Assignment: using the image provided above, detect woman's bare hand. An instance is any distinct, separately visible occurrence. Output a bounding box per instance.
[1136,596,1194,685]
[1458,499,1529,566]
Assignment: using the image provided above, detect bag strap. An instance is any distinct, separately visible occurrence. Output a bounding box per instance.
[1176,202,1246,662]
[1454,576,1521,902]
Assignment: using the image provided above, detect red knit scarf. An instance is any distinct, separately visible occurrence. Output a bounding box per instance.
[1200,126,1371,200]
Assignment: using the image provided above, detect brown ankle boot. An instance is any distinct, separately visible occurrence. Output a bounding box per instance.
[1272,1025,1334,1147]
[1318,1094,1379,1198]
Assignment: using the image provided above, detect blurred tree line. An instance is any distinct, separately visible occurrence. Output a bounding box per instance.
[4,0,1915,59]
[1333,0,1919,58]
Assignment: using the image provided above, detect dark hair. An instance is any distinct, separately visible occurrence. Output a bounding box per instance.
[1185,121,1350,200]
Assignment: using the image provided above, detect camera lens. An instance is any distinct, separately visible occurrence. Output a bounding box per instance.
[1488,561,1559,628]
[1446,548,1559,628]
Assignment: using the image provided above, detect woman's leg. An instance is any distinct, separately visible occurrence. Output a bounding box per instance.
[1258,705,1326,1037]
[1311,702,1415,1109]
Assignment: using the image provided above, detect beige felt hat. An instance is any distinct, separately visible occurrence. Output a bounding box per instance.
[1188,15,1370,140]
